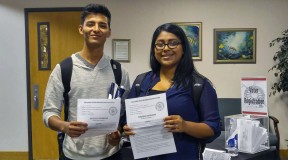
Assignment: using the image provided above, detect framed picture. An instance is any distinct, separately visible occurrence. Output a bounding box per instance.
[214,28,256,64]
[173,22,202,60]
[37,22,51,70]
[112,39,130,62]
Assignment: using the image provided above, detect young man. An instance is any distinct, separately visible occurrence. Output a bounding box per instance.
[42,4,130,160]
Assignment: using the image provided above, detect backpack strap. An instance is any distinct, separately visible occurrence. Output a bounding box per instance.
[110,59,122,86]
[192,73,205,114]
[134,72,149,97]
[60,57,73,121]
[192,73,206,154]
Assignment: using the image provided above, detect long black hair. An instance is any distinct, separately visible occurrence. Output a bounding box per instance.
[150,23,203,89]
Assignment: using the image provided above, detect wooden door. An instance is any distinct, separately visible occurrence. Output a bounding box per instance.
[27,10,83,159]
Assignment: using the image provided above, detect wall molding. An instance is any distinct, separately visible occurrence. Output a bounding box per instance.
[0,152,28,160]
[280,149,288,159]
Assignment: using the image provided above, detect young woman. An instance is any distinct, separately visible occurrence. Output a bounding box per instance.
[123,23,221,160]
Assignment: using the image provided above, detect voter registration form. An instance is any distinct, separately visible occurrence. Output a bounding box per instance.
[125,93,176,159]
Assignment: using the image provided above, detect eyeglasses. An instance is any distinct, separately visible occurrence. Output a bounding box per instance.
[155,40,181,50]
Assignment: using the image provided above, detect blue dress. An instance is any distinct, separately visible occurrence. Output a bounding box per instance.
[127,71,221,160]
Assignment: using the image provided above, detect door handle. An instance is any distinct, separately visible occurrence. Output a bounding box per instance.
[33,84,39,110]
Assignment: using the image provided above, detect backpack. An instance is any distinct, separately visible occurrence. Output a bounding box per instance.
[57,56,122,160]
[133,72,206,154]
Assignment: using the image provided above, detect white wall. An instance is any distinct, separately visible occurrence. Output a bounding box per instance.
[0,0,288,151]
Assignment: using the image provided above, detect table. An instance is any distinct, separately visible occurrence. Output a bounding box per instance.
[206,132,280,160]
[118,132,279,160]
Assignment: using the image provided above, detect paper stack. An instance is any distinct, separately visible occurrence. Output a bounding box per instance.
[237,118,269,153]
[203,148,231,160]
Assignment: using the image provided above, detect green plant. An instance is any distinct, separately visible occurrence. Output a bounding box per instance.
[269,29,288,96]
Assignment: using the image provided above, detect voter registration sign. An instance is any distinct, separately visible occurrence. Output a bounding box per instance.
[241,77,268,116]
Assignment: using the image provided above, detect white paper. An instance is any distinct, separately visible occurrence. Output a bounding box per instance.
[241,77,268,115]
[203,148,231,160]
[252,126,268,152]
[77,99,121,138]
[114,40,129,60]
[125,93,176,159]
[237,118,268,153]
[237,119,253,152]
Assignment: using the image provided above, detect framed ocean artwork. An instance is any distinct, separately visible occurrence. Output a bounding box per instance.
[214,28,256,64]
[174,22,202,61]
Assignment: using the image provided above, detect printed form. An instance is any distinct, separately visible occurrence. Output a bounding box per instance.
[125,93,176,159]
[77,99,121,138]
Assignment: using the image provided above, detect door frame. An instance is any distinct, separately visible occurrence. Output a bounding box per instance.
[24,7,82,160]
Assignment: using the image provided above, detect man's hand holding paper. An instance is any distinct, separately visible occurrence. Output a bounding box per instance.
[62,121,88,138]
[77,99,121,138]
